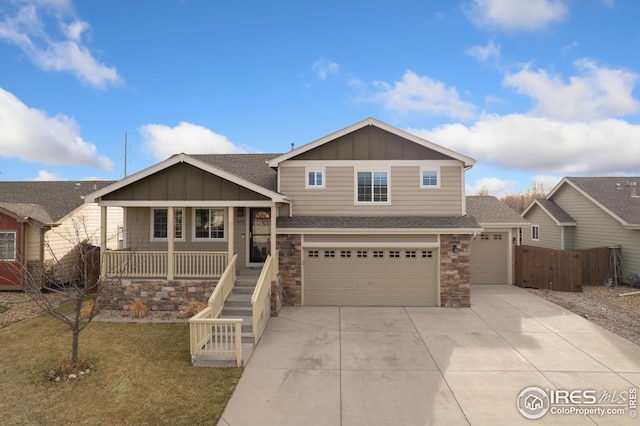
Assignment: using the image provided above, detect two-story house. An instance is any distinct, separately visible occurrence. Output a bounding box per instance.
[86,118,484,312]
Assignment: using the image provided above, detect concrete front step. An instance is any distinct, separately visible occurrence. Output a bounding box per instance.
[191,342,255,368]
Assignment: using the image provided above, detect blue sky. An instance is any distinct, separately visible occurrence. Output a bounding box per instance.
[0,0,639,196]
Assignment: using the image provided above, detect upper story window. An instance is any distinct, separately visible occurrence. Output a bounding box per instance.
[0,231,16,261]
[194,208,225,240]
[306,169,324,188]
[152,208,183,241]
[357,171,388,203]
[531,225,540,241]
[420,168,440,188]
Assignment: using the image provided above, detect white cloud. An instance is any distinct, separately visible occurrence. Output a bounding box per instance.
[466,0,567,31]
[373,70,477,120]
[466,176,519,196]
[505,60,640,120]
[410,114,640,175]
[466,41,501,63]
[312,58,339,80]
[0,2,122,89]
[0,87,114,170]
[140,122,247,161]
[33,170,63,181]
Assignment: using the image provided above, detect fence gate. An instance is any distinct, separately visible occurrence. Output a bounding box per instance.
[515,245,582,292]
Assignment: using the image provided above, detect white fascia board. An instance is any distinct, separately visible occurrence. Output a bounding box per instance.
[268,118,476,168]
[276,227,482,235]
[98,200,277,208]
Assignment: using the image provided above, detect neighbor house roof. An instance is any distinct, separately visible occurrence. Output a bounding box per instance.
[466,196,529,226]
[548,177,640,228]
[0,181,115,225]
[522,198,576,226]
[268,118,476,168]
[277,215,481,233]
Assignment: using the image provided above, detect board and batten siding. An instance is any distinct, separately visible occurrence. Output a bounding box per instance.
[554,185,640,278]
[279,163,463,216]
[522,204,565,249]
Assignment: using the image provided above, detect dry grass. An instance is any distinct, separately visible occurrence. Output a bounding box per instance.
[179,301,207,319]
[0,313,242,425]
[130,299,149,318]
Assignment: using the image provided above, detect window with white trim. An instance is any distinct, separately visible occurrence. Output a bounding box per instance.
[0,231,16,261]
[152,208,183,241]
[421,170,439,188]
[357,171,388,203]
[306,170,324,188]
[531,225,540,241]
[194,208,225,240]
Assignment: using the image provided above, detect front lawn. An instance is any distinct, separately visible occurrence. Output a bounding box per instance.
[0,314,242,425]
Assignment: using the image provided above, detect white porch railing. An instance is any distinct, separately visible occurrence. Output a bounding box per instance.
[189,254,243,367]
[103,250,228,279]
[251,251,277,344]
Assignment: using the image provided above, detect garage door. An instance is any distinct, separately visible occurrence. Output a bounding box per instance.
[470,232,508,284]
[304,248,438,306]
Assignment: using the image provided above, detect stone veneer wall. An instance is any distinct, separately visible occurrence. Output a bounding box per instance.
[101,279,216,311]
[276,234,302,311]
[440,234,471,307]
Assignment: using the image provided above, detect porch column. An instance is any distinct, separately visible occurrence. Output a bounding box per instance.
[167,207,174,280]
[270,205,276,259]
[100,206,107,278]
[228,207,234,261]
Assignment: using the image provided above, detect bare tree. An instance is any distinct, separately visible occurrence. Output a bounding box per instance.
[499,180,548,214]
[11,216,120,367]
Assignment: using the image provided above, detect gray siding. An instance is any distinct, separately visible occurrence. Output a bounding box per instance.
[522,204,563,249]
[554,185,640,278]
[280,164,463,216]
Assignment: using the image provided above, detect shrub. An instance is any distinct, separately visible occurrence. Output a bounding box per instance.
[80,299,99,320]
[130,300,148,318]
[179,301,207,318]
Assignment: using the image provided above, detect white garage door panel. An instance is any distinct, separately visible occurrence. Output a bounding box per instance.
[304,247,438,306]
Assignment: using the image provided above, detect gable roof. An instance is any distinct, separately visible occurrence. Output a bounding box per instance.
[547,177,640,228]
[85,153,287,204]
[522,198,576,226]
[466,196,529,226]
[0,181,115,224]
[268,117,476,168]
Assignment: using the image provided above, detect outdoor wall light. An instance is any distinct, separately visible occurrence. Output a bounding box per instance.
[452,244,458,253]
[290,243,295,254]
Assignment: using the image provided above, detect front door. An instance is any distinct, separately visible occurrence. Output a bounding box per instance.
[249,208,271,263]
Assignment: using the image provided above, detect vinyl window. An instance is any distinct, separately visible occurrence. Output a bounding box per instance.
[307,170,324,188]
[0,231,16,261]
[531,225,540,241]
[357,171,388,203]
[152,208,184,241]
[194,208,225,240]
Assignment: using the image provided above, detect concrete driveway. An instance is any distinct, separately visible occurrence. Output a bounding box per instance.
[218,285,640,425]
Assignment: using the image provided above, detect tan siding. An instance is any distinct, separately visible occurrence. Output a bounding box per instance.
[554,185,640,278]
[280,164,463,216]
[23,225,41,262]
[44,204,123,283]
[522,205,563,249]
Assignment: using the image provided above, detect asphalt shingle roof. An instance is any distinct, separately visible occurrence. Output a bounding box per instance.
[277,215,481,230]
[465,196,529,225]
[566,177,640,226]
[0,181,116,223]
[191,154,279,192]
[533,198,575,224]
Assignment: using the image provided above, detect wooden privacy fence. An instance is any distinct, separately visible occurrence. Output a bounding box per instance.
[515,245,582,292]
[515,245,613,292]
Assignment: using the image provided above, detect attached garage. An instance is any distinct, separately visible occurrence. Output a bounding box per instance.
[470,232,509,284]
[304,246,438,306]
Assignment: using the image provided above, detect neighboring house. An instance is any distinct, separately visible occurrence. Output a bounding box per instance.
[0,181,123,289]
[522,177,640,283]
[86,118,494,309]
[466,196,529,285]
